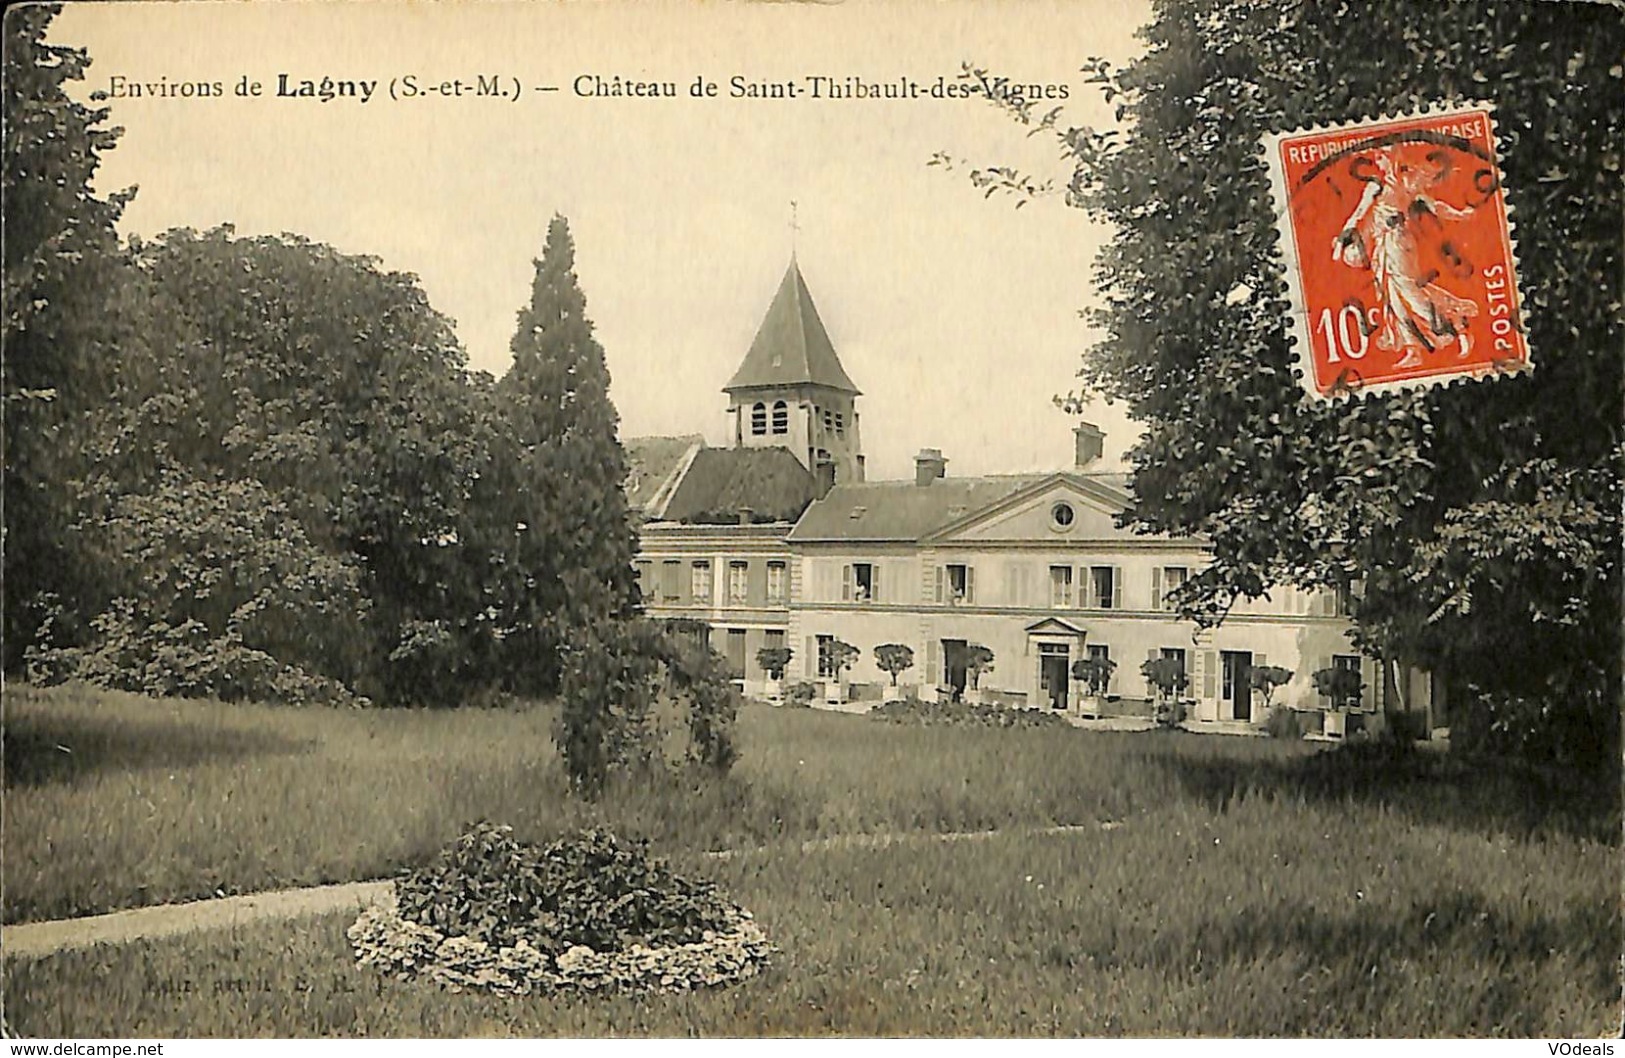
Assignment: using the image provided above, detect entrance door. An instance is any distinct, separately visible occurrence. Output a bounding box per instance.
[1039,644,1070,710]
[941,639,968,699]
[1221,650,1253,721]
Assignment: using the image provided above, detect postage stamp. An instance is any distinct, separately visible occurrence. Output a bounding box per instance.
[1262,104,1531,400]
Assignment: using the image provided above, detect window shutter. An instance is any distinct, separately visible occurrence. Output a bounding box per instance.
[965,566,976,604]
[872,564,882,603]
[1152,567,1163,611]
[925,639,939,685]
[934,566,944,604]
[841,564,852,602]
[1255,652,1267,669]
[1203,651,1218,699]
[1113,566,1124,610]
[1145,648,1159,694]
[805,637,816,679]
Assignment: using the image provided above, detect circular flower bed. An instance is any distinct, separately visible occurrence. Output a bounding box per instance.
[347,824,774,995]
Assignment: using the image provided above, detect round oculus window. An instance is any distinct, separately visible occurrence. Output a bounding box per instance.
[1050,502,1076,529]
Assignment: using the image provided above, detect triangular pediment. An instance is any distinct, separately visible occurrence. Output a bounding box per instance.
[922,474,1136,544]
[1025,616,1087,636]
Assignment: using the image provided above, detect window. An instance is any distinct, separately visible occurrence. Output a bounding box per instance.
[822,408,834,433]
[1049,565,1074,608]
[1154,566,1188,611]
[1090,566,1119,609]
[634,560,651,591]
[817,634,837,678]
[945,564,974,605]
[660,560,680,600]
[766,561,787,603]
[834,412,845,436]
[1334,584,1355,617]
[690,560,712,601]
[750,402,767,435]
[725,628,747,677]
[1050,502,1075,530]
[727,560,749,603]
[1160,647,1188,674]
[771,400,789,435]
[844,562,876,602]
[765,628,785,650]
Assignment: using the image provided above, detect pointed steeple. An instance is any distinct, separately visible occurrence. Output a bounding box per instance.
[724,258,860,395]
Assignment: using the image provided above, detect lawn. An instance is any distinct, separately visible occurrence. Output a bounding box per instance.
[3,682,1620,1036]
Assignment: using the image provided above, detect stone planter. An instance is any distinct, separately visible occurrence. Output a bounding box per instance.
[824,681,846,705]
[1324,708,1346,738]
[762,678,782,704]
[882,684,903,702]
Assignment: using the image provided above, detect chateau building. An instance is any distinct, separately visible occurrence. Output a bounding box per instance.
[625,257,1443,732]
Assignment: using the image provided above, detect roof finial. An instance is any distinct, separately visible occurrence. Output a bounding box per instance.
[789,199,799,259]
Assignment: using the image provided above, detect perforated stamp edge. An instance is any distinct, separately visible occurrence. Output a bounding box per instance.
[1258,102,1532,403]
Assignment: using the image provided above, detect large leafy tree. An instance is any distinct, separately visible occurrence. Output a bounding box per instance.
[498,215,639,694]
[982,0,1621,764]
[2,5,133,669]
[68,227,501,704]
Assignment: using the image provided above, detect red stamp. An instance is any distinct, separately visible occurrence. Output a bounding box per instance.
[1263,105,1530,400]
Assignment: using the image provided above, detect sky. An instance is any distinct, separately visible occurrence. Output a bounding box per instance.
[54,0,1153,481]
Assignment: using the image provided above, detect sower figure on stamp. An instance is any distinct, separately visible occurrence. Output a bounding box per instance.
[1331,147,1480,368]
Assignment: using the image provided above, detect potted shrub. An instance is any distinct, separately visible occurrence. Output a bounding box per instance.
[1070,656,1117,717]
[1312,665,1364,738]
[963,644,995,705]
[1141,656,1190,728]
[756,646,792,702]
[823,639,860,705]
[1249,664,1293,727]
[873,643,915,702]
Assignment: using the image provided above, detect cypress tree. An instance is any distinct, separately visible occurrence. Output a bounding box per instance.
[499,215,639,694]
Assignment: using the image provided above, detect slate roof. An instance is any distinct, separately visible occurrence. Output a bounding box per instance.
[787,472,1134,543]
[788,475,1044,542]
[660,447,817,524]
[626,437,818,525]
[724,258,860,395]
[624,435,703,515]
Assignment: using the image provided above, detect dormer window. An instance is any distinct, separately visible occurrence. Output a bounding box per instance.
[771,400,789,434]
[750,402,767,435]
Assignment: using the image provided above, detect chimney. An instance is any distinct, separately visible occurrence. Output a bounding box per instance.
[915,448,947,486]
[815,459,836,498]
[737,506,754,525]
[1074,422,1105,469]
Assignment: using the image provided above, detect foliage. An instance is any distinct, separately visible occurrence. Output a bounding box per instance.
[557,618,741,796]
[1250,665,1294,711]
[557,619,667,796]
[963,644,995,688]
[24,479,369,707]
[662,629,742,775]
[498,215,639,697]
[968,0,1622,766]
[869,697,1071,731]
[872,644,915,685]
[1140,657,1189,702]
[78,226,498,707]
[1071,656,1117,696]
[785,681,819,708]
[2,5,133,670]
[1313,666,1365,712]
[1141,657,1190,727]
[824,639,860,681]
[756,647,792,681]
[1264,707,1307,740]
[361,823,773,994]
[394,823,736,951]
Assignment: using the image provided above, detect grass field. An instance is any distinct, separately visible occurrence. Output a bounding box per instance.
[4,682,1620,1036]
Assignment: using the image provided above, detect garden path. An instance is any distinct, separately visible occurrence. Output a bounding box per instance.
[1,822,1115,959]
